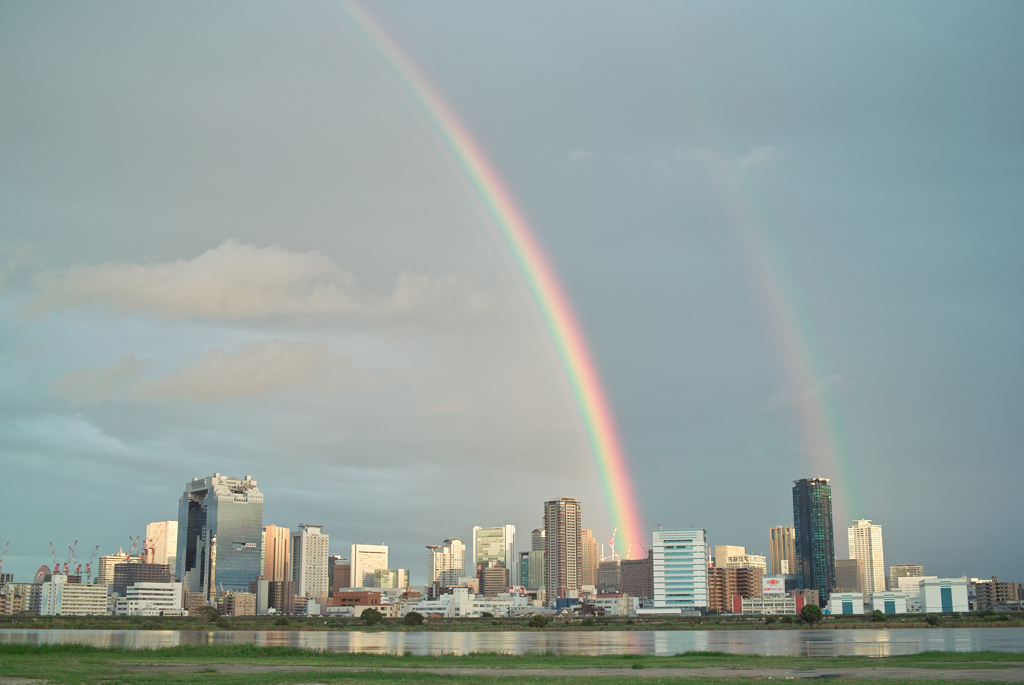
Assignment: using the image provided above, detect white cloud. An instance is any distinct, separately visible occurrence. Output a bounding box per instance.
[137,339,331,400]
[767,373,847,410]
[738,145,784,171]
[52,353,146,405]
[25,240,485,324]
[53,339,338,403]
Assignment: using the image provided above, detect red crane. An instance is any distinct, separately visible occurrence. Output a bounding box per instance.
[48,542,59,577]
[84,546,100,584]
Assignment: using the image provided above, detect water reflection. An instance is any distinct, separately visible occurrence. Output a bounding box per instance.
[1,628,1022,655]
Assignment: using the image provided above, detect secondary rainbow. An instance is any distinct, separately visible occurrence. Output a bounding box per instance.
[338,2,646,556]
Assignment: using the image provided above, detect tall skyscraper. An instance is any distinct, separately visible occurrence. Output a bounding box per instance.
[531,528,546,552]
[792,477,835,605]
[175,473,263,594]
[350,544,388,588]
[292,524,329,598]
[769,526,796,575]
[471,525,516,585]
[847,519,884,595]
[426,538,465,588]
[580,529,599,588]
[653,529,708,611]
[145,521,178,573]
[543,497,582,604]
[262,525,291,582]
[328,555,350,592]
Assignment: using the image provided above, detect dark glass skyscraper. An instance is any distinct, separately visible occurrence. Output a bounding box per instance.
[792,477,835,605]
[176,473,263,596]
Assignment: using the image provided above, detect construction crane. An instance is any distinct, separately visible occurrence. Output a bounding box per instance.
[0,542,8,577]
[604,526,619,562]
[62,540,78,576]
[84,546,100,584]
[66,541,79,578]
[127,536,141,559]
[49,542,60,577]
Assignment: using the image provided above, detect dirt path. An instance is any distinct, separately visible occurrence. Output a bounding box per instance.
[123,663,1024,681]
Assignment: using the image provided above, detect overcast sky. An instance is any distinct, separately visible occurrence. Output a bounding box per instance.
[1,1,1021,584]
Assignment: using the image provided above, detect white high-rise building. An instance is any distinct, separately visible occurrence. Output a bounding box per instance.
[145,521,178,572]
[543,497,581,604]
[653,529,708,611]
[848,519,885,596]
[351,544,388,588]
[472,525,516,585]
[427,538,465,588]
[292,524,329,598]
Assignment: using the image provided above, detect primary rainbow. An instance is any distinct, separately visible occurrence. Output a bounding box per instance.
[338,2,646,557]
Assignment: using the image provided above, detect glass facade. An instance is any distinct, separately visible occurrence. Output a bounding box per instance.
[792,477,835,605]
[176,474,264,594]
[653,529,708,610]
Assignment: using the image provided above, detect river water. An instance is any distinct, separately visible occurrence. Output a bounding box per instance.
[2,627,1023,655]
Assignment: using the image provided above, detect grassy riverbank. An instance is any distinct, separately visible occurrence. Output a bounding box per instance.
[1,645,1023,684]
[2,612,1022,632]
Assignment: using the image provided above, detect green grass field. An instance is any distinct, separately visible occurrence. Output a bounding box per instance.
[1,645,1022,684]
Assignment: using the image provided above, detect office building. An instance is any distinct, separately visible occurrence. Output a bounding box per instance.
[480,562,510,597]
[708,566,763,613]
[793,477,835,604]
[975,576,1019,610]
[263,525,291,583]
[580,529,599,588]
[519,550,545,591]
[115,582,185,616]
[40,575,108,616]
[713,545,745,567]
[719,551,767,574]
[769,526,796,575]
[97,551,137,588]
[291,524,329,599]
[835,559,863,593]
[598,559,621,593]
[920,578,969,613]
[867,591,908,614]
[427,538,465,588]
[888,564,924,590]
[827,592,865,615]
[531,528,546,552]
[176,473,264,595]
[652,529,708,612]
[112,563,171,597]
[221,592,257,616]
[621,552,654,600]
[267,579,296,614]
[145,521,178,572]
[328,555,350,593]
[848,519,885,596]
[372,568,408,589]
[350,544,388,587]
[472,525,516,584]
[543,497,582,603]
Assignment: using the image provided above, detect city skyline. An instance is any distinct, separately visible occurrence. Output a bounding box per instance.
[1,2,1022,582]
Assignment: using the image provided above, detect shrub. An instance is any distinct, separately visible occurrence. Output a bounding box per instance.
[274,616,289,627]
[481,612,494,618]
[403,612,424,626]
[528,614,549,628]
[582,617,596,627]
[764,616,777,625]
[871,610,887,623]
[781,616,795,624]
[800,604,823,625]
[361,608,383,626]
[925,614,942,627]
